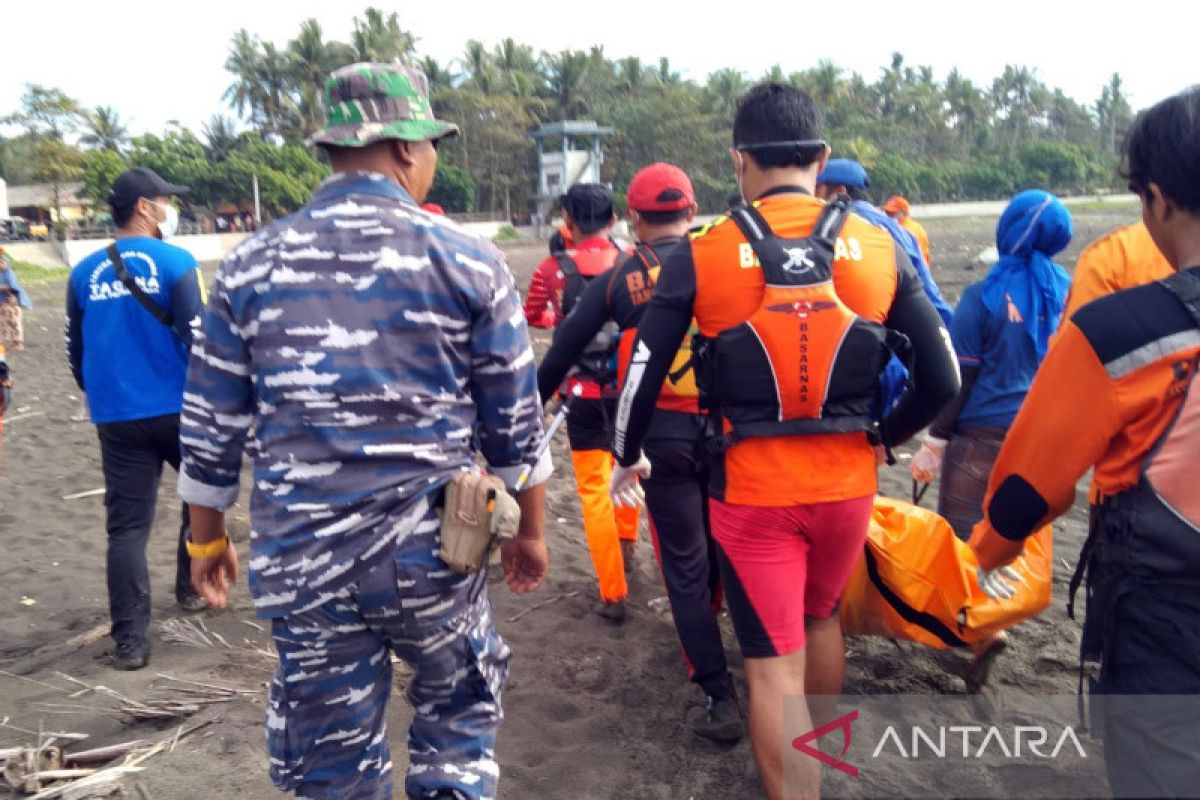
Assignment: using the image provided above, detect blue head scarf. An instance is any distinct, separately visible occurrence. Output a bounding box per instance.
[980,189,1072,358]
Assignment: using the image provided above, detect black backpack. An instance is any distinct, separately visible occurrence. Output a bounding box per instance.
[554,253,619,384]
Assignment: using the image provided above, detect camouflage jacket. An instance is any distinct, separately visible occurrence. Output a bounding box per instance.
[177,171,549,618]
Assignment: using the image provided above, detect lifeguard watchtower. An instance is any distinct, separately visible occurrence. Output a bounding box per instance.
[530,121,614,221]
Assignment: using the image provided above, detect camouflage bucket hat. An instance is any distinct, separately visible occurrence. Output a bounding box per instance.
[308,62,460,148]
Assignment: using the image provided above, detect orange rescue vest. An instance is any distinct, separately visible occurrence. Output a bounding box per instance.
[613,244,701,414]
[694,196,908,450]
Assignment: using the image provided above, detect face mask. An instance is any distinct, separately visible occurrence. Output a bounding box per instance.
[149,201,179,239]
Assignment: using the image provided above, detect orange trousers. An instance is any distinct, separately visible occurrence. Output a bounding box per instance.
[570,449,640,602]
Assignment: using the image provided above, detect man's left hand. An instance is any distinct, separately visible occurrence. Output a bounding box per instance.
[501,536,548,595]
[611,453,651,508]
[191,545,239,609]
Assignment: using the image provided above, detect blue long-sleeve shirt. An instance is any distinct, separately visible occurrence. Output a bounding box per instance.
[851,200,954,415]
[176,172,550,618]
[851,199,953,325]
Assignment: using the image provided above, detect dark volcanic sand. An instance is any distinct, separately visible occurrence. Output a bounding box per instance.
[0,206,1138,798]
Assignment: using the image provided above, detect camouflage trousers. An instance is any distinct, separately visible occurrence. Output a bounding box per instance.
[266,499,510,799]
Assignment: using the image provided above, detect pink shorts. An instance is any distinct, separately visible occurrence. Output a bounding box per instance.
[710,495,873,658]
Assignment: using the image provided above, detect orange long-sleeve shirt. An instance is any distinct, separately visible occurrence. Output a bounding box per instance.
[970,268,1200,569]
[900,216,932,268]
[1062,221,1173,319]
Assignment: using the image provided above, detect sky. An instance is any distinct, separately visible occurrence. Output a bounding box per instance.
[0,0,1191,137]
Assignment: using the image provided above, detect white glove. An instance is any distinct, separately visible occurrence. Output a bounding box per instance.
[611,453,652,508]
[910,435,948,483]
[977,564,1027,600]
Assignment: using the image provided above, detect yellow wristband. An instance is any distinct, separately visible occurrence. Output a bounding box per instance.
[185,535,230,559]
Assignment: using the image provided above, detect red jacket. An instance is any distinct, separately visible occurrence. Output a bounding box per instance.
[524,236,626,398]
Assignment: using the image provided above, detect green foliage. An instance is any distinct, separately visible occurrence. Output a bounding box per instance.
[127,128,327,218]
[0,133,39,184]
[9,259,64,285]
[492,224,521,242]
[81,149,128,206]
[3,18,1141,226]
[5,85,87,218]
[427,164,476,213]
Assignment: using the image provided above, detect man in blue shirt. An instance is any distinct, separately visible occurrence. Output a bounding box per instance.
[816,158,954,414]
[65,167,206,670]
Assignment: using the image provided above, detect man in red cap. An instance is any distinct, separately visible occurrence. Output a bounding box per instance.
[537,164,744,741]
[883,195,933,268]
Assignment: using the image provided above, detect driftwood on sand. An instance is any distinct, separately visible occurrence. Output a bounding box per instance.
[0,718,216,798]
[5,625,110,676]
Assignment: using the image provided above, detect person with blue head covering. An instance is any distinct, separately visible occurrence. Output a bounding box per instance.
[907,188,1071,681]
[911,189,1073,537]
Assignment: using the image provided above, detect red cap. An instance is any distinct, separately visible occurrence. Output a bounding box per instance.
[420,202,446,216]
[627,163,695,212]
[882,196,910,214]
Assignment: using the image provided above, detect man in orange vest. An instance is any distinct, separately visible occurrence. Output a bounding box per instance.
[525,184,640,621]
[883,195,933,268]
[610,83,959,798]
[970,86,1200,799]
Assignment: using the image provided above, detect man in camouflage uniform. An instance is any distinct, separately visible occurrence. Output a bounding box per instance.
[177,63,551,800]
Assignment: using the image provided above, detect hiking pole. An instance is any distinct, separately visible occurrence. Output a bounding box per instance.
[514,383,581,492]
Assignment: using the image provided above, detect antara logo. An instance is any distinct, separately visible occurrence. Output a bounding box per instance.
[791,709,1089,779]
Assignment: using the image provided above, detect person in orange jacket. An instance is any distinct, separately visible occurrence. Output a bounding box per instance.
[883,195,933,268]
[611,83,960,799]
[969,87,1200,799]
[1062,219,1173,319]
[525,185,640,621]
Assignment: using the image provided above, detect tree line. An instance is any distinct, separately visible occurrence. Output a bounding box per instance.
[0,7,1136,221]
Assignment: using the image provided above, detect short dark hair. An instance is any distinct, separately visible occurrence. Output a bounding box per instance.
[844,185,870,202]
[732,82,823,169]
[569,215,611,236]
[635,207,691,225]
[1123,86,1200,214]
[112,202,137,228]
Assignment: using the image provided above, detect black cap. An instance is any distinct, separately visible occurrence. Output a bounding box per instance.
[561,183,614,228]
[108,167,189,210]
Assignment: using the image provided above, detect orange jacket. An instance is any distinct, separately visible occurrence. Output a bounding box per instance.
[970,269,1200,569]
[1062,222,1172,319]
[900,216,932,268]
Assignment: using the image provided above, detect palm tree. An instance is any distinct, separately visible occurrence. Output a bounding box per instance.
[202,115,240,161]
[542,51,591,119]
[351,8,416,63]
[656,56,680,85]
[223,29,263,122]
[460,40,494,94]
[421,56,456,95]
[704,68,746,117]
[255,41,297,138]
[943,69,986,152]
[288,19,355,136]
[80,106,129,153]
[617,57,645,92]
